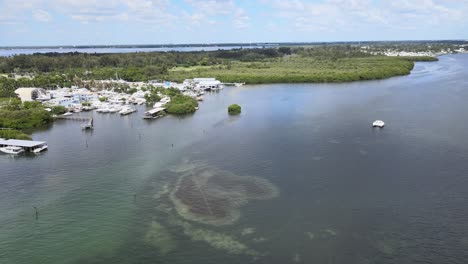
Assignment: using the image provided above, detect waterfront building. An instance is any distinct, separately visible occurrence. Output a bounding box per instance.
[14,87,48,102]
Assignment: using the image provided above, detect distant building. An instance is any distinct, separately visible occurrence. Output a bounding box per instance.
[14,87,47,102]
[193,78,222,90]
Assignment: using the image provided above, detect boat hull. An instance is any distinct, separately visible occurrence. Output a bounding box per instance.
[0,147,25,155]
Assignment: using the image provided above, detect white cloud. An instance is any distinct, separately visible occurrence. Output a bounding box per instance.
[233,8,250,29]
[185,0,236,15]
[0,0,466,41]
[184,0,250,29]
[0,0,174,24]
[263,0,467,33]
[33,9,52,22]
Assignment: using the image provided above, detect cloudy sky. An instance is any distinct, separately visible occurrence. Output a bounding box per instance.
[0,0,467,46]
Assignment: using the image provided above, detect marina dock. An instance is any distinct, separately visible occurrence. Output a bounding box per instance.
[222,82,245,87]
[143,107,166,119]
[0,139,48,153]
[57,116,94,129]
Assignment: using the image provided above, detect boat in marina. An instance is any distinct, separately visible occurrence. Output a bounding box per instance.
[108,106,122,113]
[96,107,110,113]
[33,144,48,153]
[61,112,73,116]
[0,146,25,155]
[119,106,137,115]
[81,123,93,130]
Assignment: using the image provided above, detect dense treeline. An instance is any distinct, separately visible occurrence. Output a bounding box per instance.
[165,56,416,84]
[0,46,382,75]
[400,56,439,62]
[0,48,291,74]
[0,129,32,140]
[0,76,71,97]
[0,99,53,130]
[0,45,441,96]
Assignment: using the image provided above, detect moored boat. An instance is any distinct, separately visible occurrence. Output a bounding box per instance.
[33,144,48,153]
[372,120,385,127]
[0,146,25,155]
[119,106,137,115]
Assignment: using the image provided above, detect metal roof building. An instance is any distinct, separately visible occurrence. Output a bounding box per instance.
[0,139,47,151]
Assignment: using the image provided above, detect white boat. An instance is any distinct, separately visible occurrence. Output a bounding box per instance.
[61,112,73,116]
[372,120,385,127]
[108,106,121,113]
[119,106,137,115]
[0,146,25,155]
[33,144,48,153]
[96,107,110,113]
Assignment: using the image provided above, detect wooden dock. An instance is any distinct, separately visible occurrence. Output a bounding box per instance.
[56,116,94,129]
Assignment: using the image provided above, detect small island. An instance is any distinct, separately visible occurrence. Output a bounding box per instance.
[228,104,241,115]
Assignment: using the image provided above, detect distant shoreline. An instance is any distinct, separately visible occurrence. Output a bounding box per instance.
[1,39,467,50]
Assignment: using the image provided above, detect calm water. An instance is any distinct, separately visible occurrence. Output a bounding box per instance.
[1,54,468,264]
[0,46,257,57]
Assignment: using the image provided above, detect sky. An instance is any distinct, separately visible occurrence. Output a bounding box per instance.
[0,0,467,46]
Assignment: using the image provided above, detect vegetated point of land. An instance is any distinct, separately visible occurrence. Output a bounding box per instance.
[0,44,448,98]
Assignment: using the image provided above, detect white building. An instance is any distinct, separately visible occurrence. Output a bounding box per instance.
[193,78,223,90]
[14,87,48,102]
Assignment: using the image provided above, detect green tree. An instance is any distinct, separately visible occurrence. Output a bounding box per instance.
[51,106,67,115]
[228,104,241,115]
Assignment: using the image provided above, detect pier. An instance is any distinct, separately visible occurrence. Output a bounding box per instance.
[222,82,245,87]
[56,116,94,129]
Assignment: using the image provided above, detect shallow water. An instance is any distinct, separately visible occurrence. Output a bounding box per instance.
[1,54,468,263]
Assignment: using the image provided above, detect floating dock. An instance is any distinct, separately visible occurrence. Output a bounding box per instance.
[0,139,48,152]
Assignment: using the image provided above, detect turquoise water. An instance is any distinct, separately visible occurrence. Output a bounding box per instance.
[1,54,468,263]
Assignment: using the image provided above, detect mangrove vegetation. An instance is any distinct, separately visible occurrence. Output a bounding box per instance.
[0,129,32,140]
[0,98,54,139]
[0,45,442,98]
[228,104,241,115]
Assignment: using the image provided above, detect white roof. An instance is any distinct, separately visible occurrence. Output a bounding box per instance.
[194,78,216,82]
[197,80,221,85]
[0,139,46,148]
[145,107,166,115]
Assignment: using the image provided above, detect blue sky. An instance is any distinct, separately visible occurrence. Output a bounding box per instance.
[0,0,467,46]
